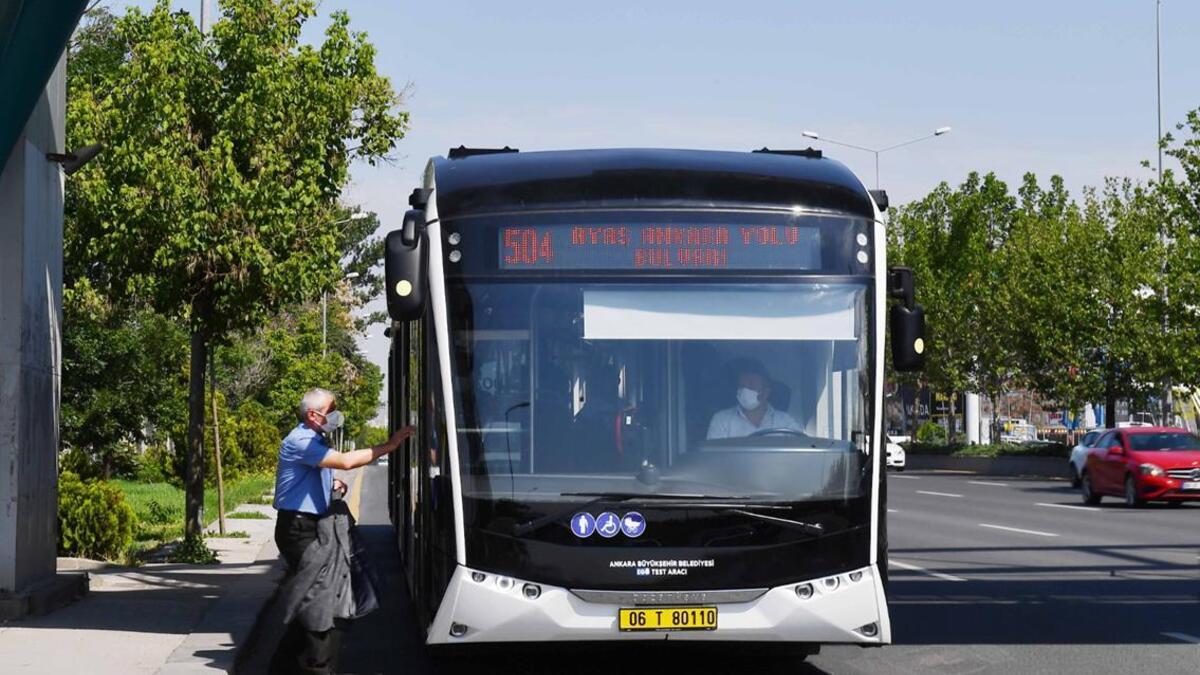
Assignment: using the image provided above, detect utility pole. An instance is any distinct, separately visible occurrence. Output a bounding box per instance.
[200,0,211,34]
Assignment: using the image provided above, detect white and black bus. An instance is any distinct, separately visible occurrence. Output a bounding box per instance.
[384,147,925,652]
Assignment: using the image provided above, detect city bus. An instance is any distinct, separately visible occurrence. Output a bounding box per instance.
[383,146,925,653]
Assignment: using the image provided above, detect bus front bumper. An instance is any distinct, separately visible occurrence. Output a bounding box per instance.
[427,564,891,645]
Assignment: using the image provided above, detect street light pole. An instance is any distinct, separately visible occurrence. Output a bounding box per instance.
[1156,0,1163,179]
[802,127,951,190]
[1156,0,1172,424]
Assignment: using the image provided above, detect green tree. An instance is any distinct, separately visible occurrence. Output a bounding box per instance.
[61,280,189,478]
[336,206,388,329]
[890,172,1018,440]
[1004,175,1107,436]
[1097,179,1171,418]
[65,0,406,535]
[1160,109,1200,401]
[216,298,383,441]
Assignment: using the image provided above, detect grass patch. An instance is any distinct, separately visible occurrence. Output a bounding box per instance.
[227,510,271,519]
[111,474,275,549]
[904,441,1068,458]
[209,530,250,538]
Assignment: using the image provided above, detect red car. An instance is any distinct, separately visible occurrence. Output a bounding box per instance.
[1080,427,1200,507]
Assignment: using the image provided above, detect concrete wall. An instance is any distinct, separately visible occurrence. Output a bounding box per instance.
[0,54,64,595]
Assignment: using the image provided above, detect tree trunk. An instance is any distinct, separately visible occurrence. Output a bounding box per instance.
[1105,364,1117,429]
[210,350,226,536]
[186,328,207,539]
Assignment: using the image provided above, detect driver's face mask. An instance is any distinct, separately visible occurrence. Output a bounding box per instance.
[736,387,761,411]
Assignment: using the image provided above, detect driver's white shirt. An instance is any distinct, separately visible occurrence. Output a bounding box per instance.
[706,405,802,439]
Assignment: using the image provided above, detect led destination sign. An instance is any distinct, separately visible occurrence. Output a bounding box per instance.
[498,224,821,270]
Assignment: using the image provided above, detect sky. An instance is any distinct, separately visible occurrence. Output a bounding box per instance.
[129,1,1200,422]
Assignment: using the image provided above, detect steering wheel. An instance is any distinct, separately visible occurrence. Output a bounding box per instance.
[749,428,807,438]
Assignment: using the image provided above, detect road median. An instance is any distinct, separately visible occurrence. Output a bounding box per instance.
[903,454,1068,478]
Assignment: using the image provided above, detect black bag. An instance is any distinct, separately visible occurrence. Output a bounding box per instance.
[347,523,382,619]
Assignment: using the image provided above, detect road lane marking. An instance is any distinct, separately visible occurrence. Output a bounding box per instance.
[1037,502,1101,512]
[890,475,920,480]
[968,481,1008,487]
[889,560,967,582]
[1163,632,1200,644]
[979,523,1059,537]
[916,490,963,498]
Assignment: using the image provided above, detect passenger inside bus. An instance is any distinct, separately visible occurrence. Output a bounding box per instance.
[706,359,802,439]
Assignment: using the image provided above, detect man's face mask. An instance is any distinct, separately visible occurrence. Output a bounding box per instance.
[737,387,761,411]
[318,410,345,434]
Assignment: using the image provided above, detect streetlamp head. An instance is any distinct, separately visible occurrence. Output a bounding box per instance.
[934,127,952,136]
[802,130,820,140]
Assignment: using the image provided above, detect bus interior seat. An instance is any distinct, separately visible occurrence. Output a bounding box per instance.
[769,379,792,413]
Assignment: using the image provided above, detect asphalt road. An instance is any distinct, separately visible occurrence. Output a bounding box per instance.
[336,466,1200,674]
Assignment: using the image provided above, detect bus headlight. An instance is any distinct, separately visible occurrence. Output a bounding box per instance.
[820,576,840,591]
[471,571,486,583]
[794,583,814,600]
[449,622,469,638]
[848,570,863,583]
[522,583,542,600]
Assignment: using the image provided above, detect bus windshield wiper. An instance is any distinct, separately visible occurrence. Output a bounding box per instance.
[721,509,827,537]
[512,492,784,538]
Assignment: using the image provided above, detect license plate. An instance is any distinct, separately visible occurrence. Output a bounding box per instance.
[1182,481,1200,491]
[618,606,717,632]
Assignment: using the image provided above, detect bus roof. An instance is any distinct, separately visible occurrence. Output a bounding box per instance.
[431,148,876,220]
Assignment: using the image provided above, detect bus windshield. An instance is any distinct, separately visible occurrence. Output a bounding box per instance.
[447,277,873,516]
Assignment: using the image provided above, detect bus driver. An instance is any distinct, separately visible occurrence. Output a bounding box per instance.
[706,360,802,439]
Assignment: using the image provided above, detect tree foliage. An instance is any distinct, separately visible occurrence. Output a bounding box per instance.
[892,122,1200,432]
[65,0,406,534]
[61,280,189,478]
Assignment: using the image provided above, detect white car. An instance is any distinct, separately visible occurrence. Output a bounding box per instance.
[1067,430,1101,487]
[886,435,906,471]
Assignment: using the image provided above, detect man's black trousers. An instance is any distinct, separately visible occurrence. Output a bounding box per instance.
[270,510,342,675]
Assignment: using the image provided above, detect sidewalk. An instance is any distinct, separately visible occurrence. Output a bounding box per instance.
[0,502,284,675]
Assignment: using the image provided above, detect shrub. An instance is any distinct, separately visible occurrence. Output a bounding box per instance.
[59,447,101,480]
[171,535,219,564]
[134,443,180,485]
[145,499,180,525]
[231,401,282,475]
[903,441,1069,458]
[915,421,948,444]
[58,471,137,561]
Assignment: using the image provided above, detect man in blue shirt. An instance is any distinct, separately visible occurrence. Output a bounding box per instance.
[270,388,411,674]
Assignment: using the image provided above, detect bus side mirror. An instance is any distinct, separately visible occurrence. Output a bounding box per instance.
[385,209,427,321]
[890,303,925,372]
[887,266,915,308]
